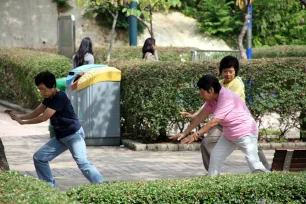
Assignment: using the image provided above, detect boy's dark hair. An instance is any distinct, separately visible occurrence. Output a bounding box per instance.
[197,74,222,93]
[219,56,239,76]
[35,71,56,88]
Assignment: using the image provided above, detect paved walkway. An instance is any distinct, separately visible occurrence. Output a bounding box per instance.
[0,104,275,191]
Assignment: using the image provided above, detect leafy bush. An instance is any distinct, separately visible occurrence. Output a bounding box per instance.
[185,0,306,48]
[252,45,306,59]
[0,171,76,203]
[110,58,306,141]
[94,46,194,62]
[66,172,306,203]
[0,48,305,141]
[0,47,71,108]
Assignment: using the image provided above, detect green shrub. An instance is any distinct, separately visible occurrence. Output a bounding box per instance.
[0,47,71,108]
[26,46,194,62]
[0,171,76,203]
[94,46,194,62]
[66,172,306,203]
[110,58,306,141]
[0,48,305,141]
[253,45,306,59]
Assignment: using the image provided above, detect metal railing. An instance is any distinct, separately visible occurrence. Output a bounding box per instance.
[191,50,241,62]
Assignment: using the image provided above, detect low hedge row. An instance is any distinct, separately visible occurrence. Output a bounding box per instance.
[111,58,306,141]
[0,47,71,108]
[66,172,306,203]
[26,46,194,62]
[0,171,76,203]
[0,47,305,141]
[252,45,306,59]
[28,45,306,61]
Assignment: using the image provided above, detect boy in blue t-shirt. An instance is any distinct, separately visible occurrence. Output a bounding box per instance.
[5,71,103,187]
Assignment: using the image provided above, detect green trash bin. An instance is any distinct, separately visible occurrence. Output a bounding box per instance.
[49,78,67,138]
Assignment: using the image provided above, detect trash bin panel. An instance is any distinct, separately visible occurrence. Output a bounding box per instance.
[77,67,121,91]
[66,64,107,86]
[56,78,67,91]
[78,82,120,146]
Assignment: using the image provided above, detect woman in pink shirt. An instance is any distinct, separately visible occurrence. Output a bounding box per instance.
[171,75,268,175]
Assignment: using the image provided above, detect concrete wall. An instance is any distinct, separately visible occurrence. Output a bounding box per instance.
[60,0,128,48]
[0,0,58,48]
[0,0,127,48]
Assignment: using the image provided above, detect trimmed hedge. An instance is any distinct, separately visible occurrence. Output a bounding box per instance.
[26,46,194,62]
[0,48,305,141]
[111,58,306,141]
[0,171,76,203]
[252,45,306,59]
[28,45,306,61]
[66,172,306,203]
[0,47,71,108]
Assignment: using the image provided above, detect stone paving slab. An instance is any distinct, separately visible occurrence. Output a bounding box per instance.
[0,103,275,192]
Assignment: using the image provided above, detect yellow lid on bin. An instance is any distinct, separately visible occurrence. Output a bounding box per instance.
[77,67,121,90]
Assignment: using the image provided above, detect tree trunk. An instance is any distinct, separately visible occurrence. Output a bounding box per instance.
[107,10,119,63]
[149,8,154,38]
[132,15,153,38]
[0,138,9,170]
[301,0,306,6]
[238,7,250,60]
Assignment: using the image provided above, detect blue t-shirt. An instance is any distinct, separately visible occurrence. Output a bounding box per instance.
[42,91,81,139]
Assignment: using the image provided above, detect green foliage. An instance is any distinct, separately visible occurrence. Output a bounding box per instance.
[243,58,306,138]
[112,57,305,141]
[191,0,243,47]
[52,0,69,7]
[123,0,182,36]
[0,47,71,109]
[253,45,306,59]
[186,0,306,48]
[0,47,305,141]
[253,0,306,47]
[52,0,72,12]
[94,46,193,62]
[67,172,306,203]
[84,1,145,34]
[0,171,76,203]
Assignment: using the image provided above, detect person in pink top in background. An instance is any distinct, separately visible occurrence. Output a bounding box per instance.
[170,74,269,175]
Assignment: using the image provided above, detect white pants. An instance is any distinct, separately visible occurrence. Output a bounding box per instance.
[208,133,267,176]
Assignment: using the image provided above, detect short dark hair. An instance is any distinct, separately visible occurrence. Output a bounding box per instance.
[197,74,222,93]
[35,71,56,88]
[219,56,239,76]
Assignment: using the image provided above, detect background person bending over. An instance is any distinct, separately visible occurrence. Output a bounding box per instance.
[142,37,159,61]
[171,75,269,175]
[5,71,103,187]
[180,56,268,171]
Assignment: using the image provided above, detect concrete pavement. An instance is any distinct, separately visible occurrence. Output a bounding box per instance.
[0,104,275,191]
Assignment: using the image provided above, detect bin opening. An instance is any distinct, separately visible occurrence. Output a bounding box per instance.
[68,71,75,75]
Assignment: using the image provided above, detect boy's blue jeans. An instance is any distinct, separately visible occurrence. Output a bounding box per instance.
[33,127,104,187]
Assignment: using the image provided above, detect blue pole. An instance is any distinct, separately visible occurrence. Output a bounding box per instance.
[129,1,138,46]
[246,3,252,59]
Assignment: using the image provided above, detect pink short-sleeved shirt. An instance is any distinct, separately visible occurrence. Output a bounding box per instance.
[203,87,257,140]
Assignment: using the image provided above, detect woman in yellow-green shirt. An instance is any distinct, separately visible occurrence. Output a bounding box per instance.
[180,56,268,172]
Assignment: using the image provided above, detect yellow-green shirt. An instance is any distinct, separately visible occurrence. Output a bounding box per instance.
[219,77,245,103]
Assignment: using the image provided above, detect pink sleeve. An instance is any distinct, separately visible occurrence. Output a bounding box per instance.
[213,94,235,120]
